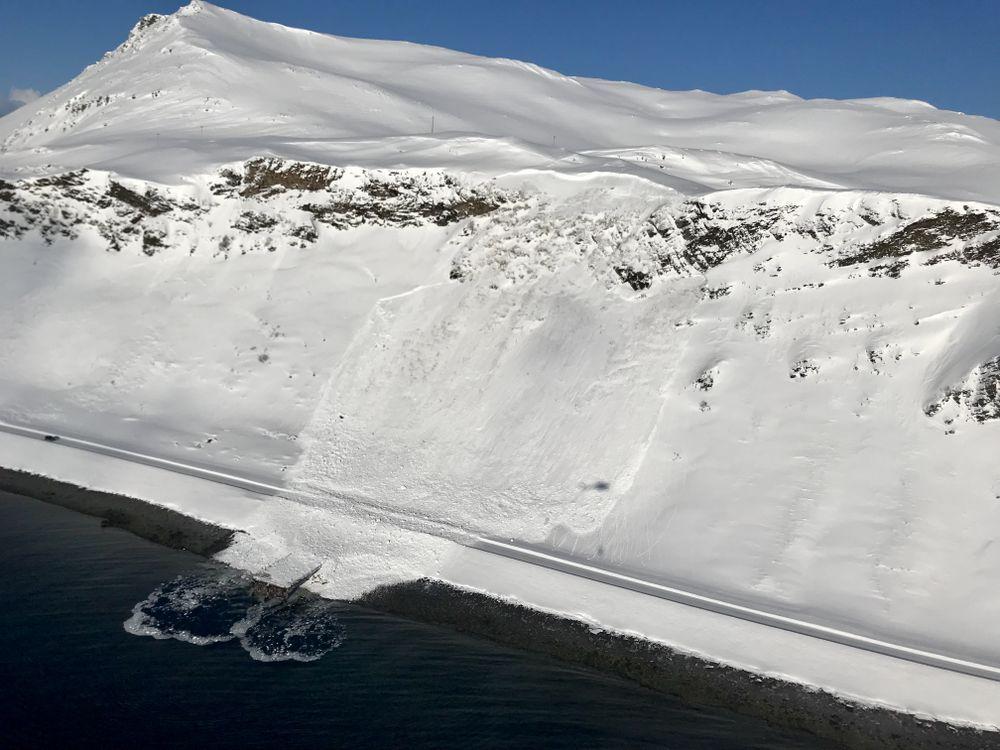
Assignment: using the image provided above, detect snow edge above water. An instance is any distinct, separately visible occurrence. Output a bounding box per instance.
[1,430,999,734]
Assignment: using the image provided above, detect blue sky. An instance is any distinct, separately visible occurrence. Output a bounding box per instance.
[1,0,998,120]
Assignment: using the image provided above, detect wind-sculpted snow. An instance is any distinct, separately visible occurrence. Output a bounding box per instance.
[2,2,1000,203]
[926,356,1000,426]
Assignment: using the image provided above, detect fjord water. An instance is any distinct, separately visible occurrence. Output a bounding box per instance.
[0,492,828,749]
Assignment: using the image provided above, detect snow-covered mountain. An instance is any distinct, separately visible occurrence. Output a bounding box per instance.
[3,0,1000,729]
[3,0,1000,202]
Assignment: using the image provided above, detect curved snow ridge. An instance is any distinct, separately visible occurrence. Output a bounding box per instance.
[580,145,846,193]
[922,290,1000,416]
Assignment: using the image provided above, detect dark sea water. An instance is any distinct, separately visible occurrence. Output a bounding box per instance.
[0,492,831,749]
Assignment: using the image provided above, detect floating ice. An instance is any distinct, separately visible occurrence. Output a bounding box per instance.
[123,564,256,645]
[235,598,345,662]
[126,565,344,662]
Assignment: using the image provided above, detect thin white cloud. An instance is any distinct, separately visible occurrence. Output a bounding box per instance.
[9,87,41,106]
[0,86,42,117]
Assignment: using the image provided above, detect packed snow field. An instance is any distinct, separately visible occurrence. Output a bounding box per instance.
[2,0,1000,728]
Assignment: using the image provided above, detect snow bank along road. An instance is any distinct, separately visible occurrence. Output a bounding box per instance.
[4,420,999,686]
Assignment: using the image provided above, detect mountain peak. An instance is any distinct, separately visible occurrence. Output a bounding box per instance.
[112,1,205,57]
[1,2,998,203]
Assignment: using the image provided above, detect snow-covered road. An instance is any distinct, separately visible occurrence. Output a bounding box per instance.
[4,419,999,685]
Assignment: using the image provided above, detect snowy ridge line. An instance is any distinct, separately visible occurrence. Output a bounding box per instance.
[474,539,1000,684]
[4,419,1000,684]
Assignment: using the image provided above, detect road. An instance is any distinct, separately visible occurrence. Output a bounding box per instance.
[2,419,998,684]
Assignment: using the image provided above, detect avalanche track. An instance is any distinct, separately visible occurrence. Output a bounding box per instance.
[3,419,999,686]
[4,0,1000,738]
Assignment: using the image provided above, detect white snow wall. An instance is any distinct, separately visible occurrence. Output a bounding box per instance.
[293,184,1000,671]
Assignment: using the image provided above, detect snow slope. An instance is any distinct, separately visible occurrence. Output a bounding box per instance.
[292,183,1000,670]
[3,0,1000,727]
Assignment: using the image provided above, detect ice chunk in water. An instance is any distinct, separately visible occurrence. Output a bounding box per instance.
[236,597,345,662]
[126,564,344,662]
[124,564,256,645]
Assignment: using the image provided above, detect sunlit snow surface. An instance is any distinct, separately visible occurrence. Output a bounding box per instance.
[3,0,1000,725]
[1,1,998,202]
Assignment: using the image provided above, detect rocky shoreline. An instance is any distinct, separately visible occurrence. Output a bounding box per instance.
[0,466,234,555]
[1,464,995,750]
